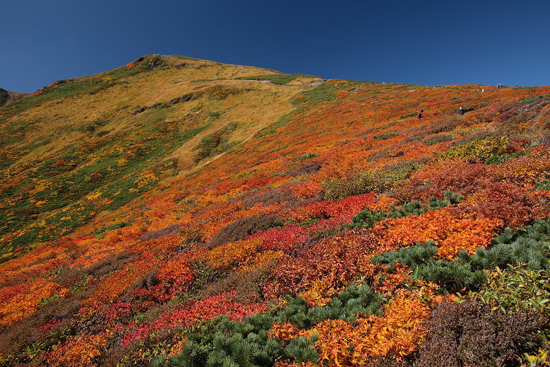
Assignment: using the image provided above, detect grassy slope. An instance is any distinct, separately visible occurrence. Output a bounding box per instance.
[0,55,322,260]
[2,56,550,365]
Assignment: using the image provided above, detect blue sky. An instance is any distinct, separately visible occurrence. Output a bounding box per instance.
[1,0,550,92]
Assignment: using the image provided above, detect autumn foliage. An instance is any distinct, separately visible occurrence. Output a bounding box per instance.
[2,55,550,366]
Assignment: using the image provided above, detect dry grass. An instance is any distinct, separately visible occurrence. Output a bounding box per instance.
[5,56,318,179]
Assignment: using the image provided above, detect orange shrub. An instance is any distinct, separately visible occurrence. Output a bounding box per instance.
[313,296,430,366]
[285,181,323,199]
[367,194,400,212]
[84,261,149,306]
[237,250,284,274]
[0,279,70,325]
[374,209,501,259]
[206,238,263,271]
[47,333,109,367]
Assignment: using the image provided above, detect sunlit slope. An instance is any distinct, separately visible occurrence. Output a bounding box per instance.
[2,55,550,366]
[0,55,322,259]
[106,80,550,249]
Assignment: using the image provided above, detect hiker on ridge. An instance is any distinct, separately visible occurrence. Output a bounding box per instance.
[457,106,465,115]
[418,110,424,119]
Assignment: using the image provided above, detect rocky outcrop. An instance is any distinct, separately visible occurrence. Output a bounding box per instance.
[0,88,30,106]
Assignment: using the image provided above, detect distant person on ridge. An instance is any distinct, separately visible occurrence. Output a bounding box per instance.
[457,106,465,115]
[418,110,424,119]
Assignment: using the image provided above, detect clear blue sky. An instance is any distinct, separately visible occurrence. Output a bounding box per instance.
[2,0,550,92]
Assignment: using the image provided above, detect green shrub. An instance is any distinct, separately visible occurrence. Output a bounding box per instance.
[347,192,462,230]
[276,283,383,328]
[295,84,337,105]
[520,94,550,105]
[468,218,550,271]
[372,217,550,293]
[372,241,486,292]
[92,221,131,238]
[372,241,439,267]
[439,136,509,163]
[192,78,226,83]
[284,335,319,363]
[162,312,309,367]
[209,111,221,120]
[483,150,528,164]
[162,282,382,366]
[415,259,487,292]
[535,179,550,191]
[204,85,243,100]
[423,134,454,146]
[373,131,397,140]
[400,112,417,119]
[473,264,550,315]
[321,168,412,200]
[292,153,317,162]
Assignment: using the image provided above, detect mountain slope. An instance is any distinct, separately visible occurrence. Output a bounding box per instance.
[0,55,322,259]
[2,55,550,366]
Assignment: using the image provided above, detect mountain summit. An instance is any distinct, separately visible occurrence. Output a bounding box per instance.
[2,55,550,366]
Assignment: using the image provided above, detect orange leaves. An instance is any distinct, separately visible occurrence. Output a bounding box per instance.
[47,333,109,366]
[367,194,399,212]
[313,319,356,366]
[312,296,431,366]
[285,181,323,199]
[374,211,442,245]
[374,209,501,259]
[269,321,307,343]
[157,253,195,283]
[351,296,430,363]
[4,69,550,366]
[262,231,380,300]
[376,264,412,296]
[84,261,150,305]
[0,278,70,325]
[438,217,502,258]
[237,250,284,274]
[206,238,263,271]
[299,279,339,307]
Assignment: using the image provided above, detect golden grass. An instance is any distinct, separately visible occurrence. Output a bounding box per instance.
[5,56,319,174]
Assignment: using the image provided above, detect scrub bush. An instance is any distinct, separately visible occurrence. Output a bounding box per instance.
[416,301,548,367]
[473,264,550,315]
[439,136,510,163]
[321,169,409,200]
[207,214,283,248]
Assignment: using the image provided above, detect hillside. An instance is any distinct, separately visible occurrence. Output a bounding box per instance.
[0,89,30,107]
[1,55,550,366]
